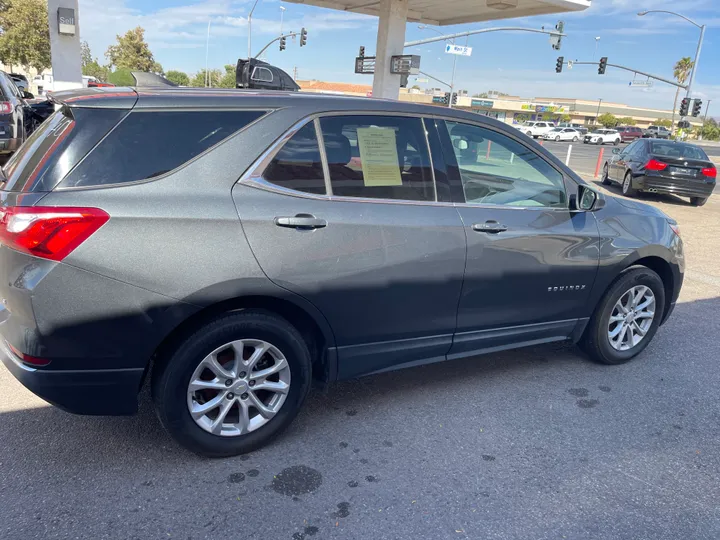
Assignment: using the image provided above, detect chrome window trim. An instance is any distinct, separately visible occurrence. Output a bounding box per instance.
[313,117,333,195]
[251,66,273,83]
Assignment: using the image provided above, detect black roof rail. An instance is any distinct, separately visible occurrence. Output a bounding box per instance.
[130,72,178,87]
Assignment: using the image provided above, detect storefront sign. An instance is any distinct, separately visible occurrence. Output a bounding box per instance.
[471,99,494,108]
[535,105,565,113]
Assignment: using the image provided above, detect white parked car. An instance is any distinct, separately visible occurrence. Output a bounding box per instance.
[583,129,621,145]
[542,127,581,142]
[514,121,554,139]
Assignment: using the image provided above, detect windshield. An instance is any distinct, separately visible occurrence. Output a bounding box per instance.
[591,130,610,134]
[650,142,709,161]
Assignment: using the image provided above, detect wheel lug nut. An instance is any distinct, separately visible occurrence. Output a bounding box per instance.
[249,381,255,387]
[239,371,247,378]
[241,393,249,400]
[225,380,233,387]
[227,393,234,400]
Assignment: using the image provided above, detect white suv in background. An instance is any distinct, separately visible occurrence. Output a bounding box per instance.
[515,121,554,139]
[583,129,621,145]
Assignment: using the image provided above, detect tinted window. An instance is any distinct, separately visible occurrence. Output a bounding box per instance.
[263,123,325,195]
[61,110,264,188]
[445,120,566,208]
[650,141,709,160]
[2,107,128,192]
[252,67,273,83]
[319,115,435,202]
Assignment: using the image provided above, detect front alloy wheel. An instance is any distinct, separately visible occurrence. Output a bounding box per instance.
[607,286,655,351]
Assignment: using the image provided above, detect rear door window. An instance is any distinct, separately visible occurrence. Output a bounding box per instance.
[319,115,436,202]
[60,110,265,188]
[262,122,326,195]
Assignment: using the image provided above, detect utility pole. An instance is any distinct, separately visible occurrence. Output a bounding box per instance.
[248,0,261,58]
[701,99,712,139]
[293,66,298,80]
[595,98,603,124]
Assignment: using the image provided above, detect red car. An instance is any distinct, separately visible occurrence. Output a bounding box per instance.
[616,126,643,143]
[87,81,115,88]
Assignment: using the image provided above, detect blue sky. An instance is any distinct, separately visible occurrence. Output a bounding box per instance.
[78,0,720,112]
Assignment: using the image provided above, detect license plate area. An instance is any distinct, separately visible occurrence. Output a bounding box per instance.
[669,166,696,177]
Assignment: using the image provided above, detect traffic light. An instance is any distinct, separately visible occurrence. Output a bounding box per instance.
[555,56,564,73]
[692,98,702,117]
[679,97,690,117]
[598,57,607,75]
[451,92,457,105]
[300,27,307,47]
[359,46,365,58]
[442,92,450,105]
[279,36,286,51]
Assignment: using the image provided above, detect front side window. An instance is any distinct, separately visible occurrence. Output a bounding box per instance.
[319,115,435,202]
[262,123,326,195]
[445,120,566,208]
[61,110,265,187]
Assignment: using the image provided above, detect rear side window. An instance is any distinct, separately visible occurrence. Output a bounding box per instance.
[1,107,127,192]
[262,123,326,195]
[60,110,264,188]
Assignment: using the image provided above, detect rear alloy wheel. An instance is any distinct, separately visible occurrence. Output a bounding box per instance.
[614,138,620,146]
[526,131,532,137]
[691,196,708,207]
[152,310,312,457]
[572,136,579,142]
[622,172,637,197]
[580,266,665,365]
[601,163,612,185]
[555,135,561,142]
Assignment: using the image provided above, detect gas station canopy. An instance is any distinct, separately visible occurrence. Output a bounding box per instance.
[283,0,591,99]
[284,0,591,26]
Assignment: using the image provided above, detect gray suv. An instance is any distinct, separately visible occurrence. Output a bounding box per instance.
[0,87,684,457]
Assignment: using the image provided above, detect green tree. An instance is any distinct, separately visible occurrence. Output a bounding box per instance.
[670,57,694,132]
[165,70,190,86]
[106,27,163,73]
[597,113,618,128]
[0,0,51,71]
[81,40,110,82]
[560,114,572,123]
[190,68,222,87]
[108,68,135,86]
[473,92,489,98]
[217,65,236,88]
[654,118,672,128]
[617,117,636,126]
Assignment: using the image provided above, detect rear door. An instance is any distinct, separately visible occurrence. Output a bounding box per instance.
[436,118,600,358]
[233,114,467,378]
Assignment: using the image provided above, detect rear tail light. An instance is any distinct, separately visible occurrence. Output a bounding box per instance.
[701,166,717,179]
[0,102,11,114]
[6,341,51,367]
[0,206,109,261]
[645,159,668,171]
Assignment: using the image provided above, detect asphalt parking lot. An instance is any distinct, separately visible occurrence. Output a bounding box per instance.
[2,178,720,540]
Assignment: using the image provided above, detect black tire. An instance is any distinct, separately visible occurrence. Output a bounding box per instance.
[613,138,620,146]
[580,266,666,365]
[572,136,579,142]
[691,196,708,207]
[621,172,637,197]
[555,136,561,142]
[601,163,612,185]
[152,310,313,457]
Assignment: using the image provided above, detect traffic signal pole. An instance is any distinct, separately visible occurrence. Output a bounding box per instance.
[564,61,688,89]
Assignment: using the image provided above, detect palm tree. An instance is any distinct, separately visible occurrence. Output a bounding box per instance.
[671,57,694,132]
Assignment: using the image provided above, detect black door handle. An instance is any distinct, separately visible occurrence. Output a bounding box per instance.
[275,214,327,230]
[472,221,508,234]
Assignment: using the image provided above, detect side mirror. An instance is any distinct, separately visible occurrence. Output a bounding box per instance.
[22,91,34,100]
[576,184,605,212]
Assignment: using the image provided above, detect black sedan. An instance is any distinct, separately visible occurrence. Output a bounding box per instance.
[602,138,716,206]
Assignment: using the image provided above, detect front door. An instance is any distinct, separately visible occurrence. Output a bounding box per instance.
[233,115,466,378]
[437,119,600,358]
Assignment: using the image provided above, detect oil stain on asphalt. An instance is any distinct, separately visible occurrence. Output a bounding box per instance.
[271,466,323,497]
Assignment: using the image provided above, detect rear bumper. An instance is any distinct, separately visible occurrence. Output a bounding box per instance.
[0,339,144,415]
[633,175,715,198]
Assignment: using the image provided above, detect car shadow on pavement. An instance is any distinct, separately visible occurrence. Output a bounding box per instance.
[1,295,718,470]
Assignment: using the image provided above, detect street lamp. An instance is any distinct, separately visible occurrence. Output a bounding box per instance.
[205,20,211,87]
[279,6,286,36]
[638,10,705,104]
[593,36,600,61]
[418,25,457,109]
[248,0,262,58]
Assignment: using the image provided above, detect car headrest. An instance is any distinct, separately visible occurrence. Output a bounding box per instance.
[453,138,469,151]
[323,132,351,165]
